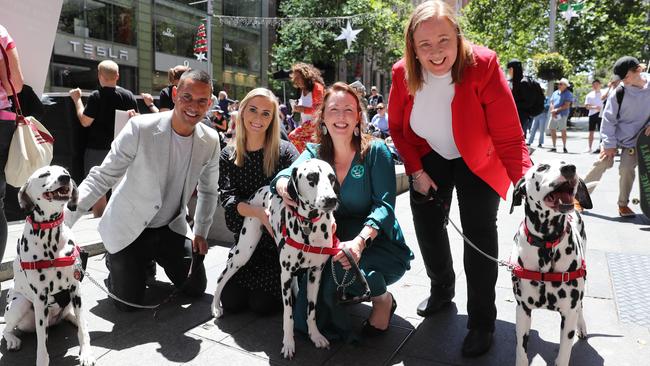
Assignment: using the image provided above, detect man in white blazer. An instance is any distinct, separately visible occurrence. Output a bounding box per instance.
[66,70,220,310]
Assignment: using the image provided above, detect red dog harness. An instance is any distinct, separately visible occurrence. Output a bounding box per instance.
[511,259,587,282]
[281,207,341,255]
[514,218,586,281]
[20,214,81,271]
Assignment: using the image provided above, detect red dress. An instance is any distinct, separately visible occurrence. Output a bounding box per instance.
[288,82,324,152]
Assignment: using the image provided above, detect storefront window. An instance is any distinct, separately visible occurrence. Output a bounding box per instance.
[223,0,260,17]
[223,35,260,72]
[154,15,204,59]
[58,0,135,46]
[50,56,137,92]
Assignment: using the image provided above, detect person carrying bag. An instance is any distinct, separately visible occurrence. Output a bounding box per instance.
[1,43,53,188]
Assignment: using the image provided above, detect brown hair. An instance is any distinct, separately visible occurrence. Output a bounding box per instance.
[168,65,191,85]
[404,0,475,95]
[291,63,324,92]
[315,82,373,166]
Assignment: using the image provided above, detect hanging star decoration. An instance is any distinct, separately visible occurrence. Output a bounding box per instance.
[561,7,579,22]
[335,20,362,50]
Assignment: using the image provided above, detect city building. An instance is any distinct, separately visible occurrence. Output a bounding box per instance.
[47,0,271,100]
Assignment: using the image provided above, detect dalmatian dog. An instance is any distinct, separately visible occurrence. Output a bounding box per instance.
[212,158,339,359]
[510,161,593,366]
[2,166,95,366]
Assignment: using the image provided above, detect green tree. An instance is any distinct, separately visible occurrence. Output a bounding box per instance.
[460,0,650,76]
[272,0,411,78]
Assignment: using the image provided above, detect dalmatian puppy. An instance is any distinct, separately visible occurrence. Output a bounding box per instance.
[212,159,339,359]
[510,161,592,366]
[2,166,95,366]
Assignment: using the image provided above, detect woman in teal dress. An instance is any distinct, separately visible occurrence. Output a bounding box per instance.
[272,82,413,341]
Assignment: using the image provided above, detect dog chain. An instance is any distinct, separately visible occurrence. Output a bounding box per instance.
[445,218,514,270]
[75,264,159,309]
[330,256,356,292]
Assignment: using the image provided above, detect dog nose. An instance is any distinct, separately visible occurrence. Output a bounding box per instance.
[323,197,338,210]
[560,164,576,179]
[58,175,71,184]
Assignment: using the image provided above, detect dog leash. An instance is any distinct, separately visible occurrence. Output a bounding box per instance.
[75,253,203,318]
[331,247,372,304]
[411,187,515,270]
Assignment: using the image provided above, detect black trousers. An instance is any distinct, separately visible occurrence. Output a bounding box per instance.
[411,150,500,331]
[107,226,207,311]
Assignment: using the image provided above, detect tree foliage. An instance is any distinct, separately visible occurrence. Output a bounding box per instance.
[272,0,411,75]
[460,0,650,77]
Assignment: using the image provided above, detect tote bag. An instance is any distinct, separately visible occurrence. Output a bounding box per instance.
[1,44,53,187]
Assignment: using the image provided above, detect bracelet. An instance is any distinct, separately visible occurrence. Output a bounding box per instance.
[411,171,424,181]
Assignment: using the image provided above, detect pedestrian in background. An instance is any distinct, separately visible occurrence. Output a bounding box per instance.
[548,78,573,153]
[69,60,137,218]
[584,79,603,153]
[288,62,324,152]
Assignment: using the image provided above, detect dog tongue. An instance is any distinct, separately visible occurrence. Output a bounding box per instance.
[557,192,573,205]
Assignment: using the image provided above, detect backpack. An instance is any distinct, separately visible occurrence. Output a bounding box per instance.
[522,77,546,117]
[615,85,625,119]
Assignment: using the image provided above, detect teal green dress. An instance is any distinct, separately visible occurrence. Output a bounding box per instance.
[271,141,414,342]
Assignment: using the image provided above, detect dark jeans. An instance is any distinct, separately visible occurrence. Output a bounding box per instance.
[0,119,16,263]
[410,150,500,331]
[106,226,207,311]
[221,280,282,316]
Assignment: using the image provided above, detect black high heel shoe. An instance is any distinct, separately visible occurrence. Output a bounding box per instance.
[361,293,397,337]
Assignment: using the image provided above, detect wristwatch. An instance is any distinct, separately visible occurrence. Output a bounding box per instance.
[357,233,373,248]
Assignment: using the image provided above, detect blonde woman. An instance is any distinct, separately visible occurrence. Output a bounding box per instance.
[218,88,299,314]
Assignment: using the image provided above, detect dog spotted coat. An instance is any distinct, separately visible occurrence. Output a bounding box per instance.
[2,166,94,366]
[510,161,591,366]
[212,159,339,359]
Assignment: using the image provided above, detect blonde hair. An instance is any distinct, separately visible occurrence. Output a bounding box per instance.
[98,60,119,79]
[316,82,373,166]
[404,0,475,95]
[231,88,281,177]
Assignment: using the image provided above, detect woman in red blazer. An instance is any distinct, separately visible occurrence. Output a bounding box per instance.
[388,1,531,357]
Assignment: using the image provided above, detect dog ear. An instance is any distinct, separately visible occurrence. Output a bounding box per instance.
[575,179,593,210]
[510,177,526,214]
[18,182,35,213]
[67,179,79,212]
[287,167,299,202]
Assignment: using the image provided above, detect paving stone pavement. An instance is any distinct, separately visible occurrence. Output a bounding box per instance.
[1,121,649,365]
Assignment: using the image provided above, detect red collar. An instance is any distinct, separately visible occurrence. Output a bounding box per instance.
[511,259,586,282]
[281,224,341,255]
[21,246,80,270]
[27,214,64,231]
[521,218,571,249]
[288,206,322,223]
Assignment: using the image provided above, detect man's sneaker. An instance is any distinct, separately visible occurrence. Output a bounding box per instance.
[574,199,584,213]
[592,150,600,154]
[563,147,568,153]
[550,147,557,152]
[537,144,543,148]
[618,206,636,217]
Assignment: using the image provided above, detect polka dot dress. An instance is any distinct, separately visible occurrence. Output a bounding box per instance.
[218,140,299,299]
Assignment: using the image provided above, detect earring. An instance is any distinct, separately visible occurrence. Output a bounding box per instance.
[321,124,328,135]
[354,126,360,137]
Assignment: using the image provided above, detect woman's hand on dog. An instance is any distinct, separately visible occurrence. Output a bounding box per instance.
[412,170,438,195]
[275,177,298,207]
[333,237,365,270]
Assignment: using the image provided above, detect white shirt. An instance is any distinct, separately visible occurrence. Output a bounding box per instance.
[584,90,603,116]
[298,91,313,123]
[148,129,194,228]
[410,71,460,160]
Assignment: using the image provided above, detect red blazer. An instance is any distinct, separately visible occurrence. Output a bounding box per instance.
[388,45,531,199]
[302,82,324,117]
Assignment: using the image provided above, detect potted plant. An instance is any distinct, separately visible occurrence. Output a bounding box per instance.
[533,53,572,81]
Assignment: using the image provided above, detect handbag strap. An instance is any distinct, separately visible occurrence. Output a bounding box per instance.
[0,43,22,117]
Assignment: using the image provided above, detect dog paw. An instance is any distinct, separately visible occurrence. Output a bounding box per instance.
[211,304,224,319]
[78,351,96,365]
[310,333,329,349]
[4,333,22,350]
[281,341,295,359]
